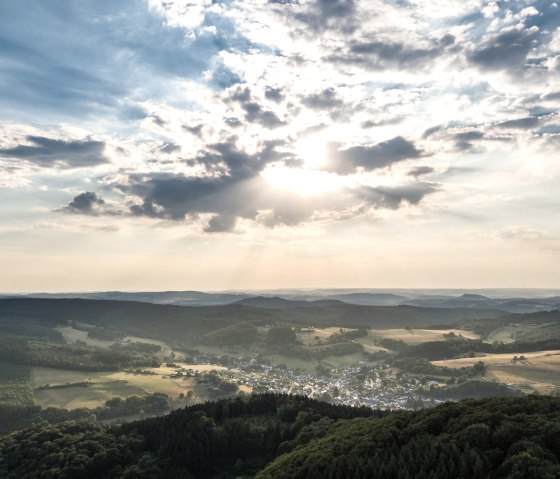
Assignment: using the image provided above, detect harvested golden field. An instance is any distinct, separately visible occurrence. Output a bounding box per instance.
[364,328,480,345]
[433,350,560,394]
[432,350,560,368]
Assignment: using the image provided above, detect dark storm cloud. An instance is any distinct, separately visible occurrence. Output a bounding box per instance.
[324,136,423,174]
[496,117,540,129]
[65,192,105,215]
[469,27,539,72]
[357,182,438,209]
[0,136,108,169]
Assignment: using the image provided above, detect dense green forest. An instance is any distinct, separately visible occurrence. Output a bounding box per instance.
[0,298,506,344]
[1,394,559,478]
[0,391,171,436]
[0,338,159,371]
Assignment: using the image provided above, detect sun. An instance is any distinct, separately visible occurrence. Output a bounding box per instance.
[260,164,342,197]
[294,134,328,169]
[260,133,342,196]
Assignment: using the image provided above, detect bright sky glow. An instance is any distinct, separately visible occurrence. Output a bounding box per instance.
[0,0,559,291]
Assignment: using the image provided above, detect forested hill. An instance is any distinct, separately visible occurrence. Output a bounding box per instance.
[1,394,559,478]
[0,297,506,338]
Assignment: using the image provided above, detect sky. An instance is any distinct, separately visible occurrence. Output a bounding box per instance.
[0,0,559,292]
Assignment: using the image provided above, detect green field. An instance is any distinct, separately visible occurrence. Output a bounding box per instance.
[35,380,145,409]
[56,326,115,348]
[30,365,224,409]
[0,362,36,408]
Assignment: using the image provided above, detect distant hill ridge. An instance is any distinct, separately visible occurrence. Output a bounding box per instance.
[3,289,560,312]
[0,297,507,337]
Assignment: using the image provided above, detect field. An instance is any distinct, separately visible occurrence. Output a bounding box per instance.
[363,328,480,345]
[31,363,229,409]
[56,326,114,348]
[321,352,369,369]
[486,324,543,343]
[194,327,483,371]
[35,380,146,409]
[433,350,560,394]
[0,362,35,408]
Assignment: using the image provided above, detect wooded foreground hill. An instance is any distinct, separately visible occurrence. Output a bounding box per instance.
[1,393,559,478]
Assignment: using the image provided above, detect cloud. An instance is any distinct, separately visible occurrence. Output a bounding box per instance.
[301,88,345,110]
[324,136,423,174]
[112,133,433,231]
[454,130,485,151]
[343,39,441,68]
[265,87,285,103]
[227,87,285,128]
[204,214,237,233]
[65,192,105,215]
[469,27,539,72]
[494,226,546,242]
[496,117,540,129]
[243,103,285,128]
[289,0,357,33]
[0,136,108,168]
[361,117,404,129]
[0,0,252,122]
[423,125,443,138]
[356,182,438,210]
[408,166,434,177]
[125,140,289,222]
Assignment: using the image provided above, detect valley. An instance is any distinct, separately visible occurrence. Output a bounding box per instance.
[1,291,559,436]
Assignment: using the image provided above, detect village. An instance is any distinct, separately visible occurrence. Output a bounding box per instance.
[172,354,436,410]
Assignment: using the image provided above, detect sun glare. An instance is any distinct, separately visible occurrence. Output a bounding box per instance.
[261,164,342,197]
[294,135,328,169]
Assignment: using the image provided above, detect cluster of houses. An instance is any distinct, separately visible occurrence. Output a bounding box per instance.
[175,354,435,410]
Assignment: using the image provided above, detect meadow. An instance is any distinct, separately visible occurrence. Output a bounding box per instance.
[432,350,560,394]
[30,363,229,409]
